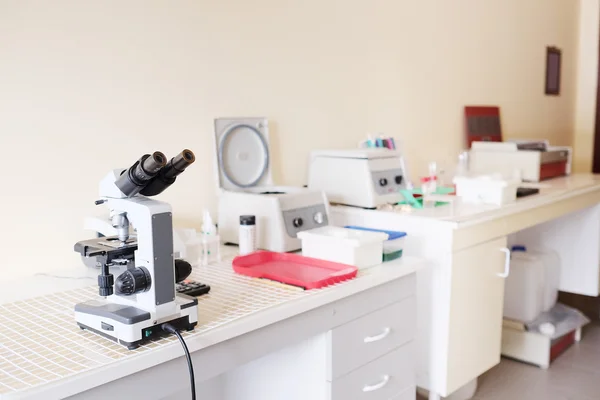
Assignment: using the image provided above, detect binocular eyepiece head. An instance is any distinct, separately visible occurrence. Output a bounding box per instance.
[115,149,196,198]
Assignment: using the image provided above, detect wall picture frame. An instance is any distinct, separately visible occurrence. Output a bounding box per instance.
[545,46,562,96]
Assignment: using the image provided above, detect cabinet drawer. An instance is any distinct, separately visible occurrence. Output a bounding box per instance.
[328,297,415,380]
[390,386,416,400]
[329,343,414,400]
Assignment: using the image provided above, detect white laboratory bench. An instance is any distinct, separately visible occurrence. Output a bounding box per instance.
[331,173,600,400]
[0,250,423,400]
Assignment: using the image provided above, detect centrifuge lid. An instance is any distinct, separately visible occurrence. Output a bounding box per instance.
[214,117,273,190]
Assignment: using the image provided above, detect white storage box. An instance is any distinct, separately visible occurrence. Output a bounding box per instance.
[453,174,519,205]
[297,226,388,269]
[503,246,560,322]
[344,226,407,262]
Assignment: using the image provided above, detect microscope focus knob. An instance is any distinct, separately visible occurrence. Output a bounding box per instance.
[98,274,114,297]
[115,267,151,295]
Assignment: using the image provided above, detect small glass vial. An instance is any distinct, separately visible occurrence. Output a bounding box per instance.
[239,215,257,255]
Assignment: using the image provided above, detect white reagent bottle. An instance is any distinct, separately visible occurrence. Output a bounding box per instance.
[239,215,257,255]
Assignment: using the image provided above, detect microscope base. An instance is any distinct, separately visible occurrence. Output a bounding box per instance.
[75,296,199,350]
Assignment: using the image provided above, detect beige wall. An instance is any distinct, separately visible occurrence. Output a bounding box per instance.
[573,0,600,173]
[0,0,579,279]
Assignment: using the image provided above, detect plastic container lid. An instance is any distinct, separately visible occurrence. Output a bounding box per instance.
[297,226,388,247]
[344,226,407,241]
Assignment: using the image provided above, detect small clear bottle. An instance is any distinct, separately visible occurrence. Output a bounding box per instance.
[455,151,469,178]
[239,215,257,255]
[201,209,221,266]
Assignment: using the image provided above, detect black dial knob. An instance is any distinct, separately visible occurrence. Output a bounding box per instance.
[174,259,192,283]
[395,175,403,185]
[379,178,388,186]
[115,267,151,295]
[293,218,304,228]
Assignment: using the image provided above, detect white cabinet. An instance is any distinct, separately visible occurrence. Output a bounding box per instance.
[218,272,418,400]
[444,236,508,395]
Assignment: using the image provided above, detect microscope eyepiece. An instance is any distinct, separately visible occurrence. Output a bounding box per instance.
[140,149,196,196]
[163,149,196,179]
[133,151,167,182]
[115,151,167,197]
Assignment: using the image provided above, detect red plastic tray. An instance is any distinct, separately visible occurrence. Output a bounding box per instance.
[232,251,358,290]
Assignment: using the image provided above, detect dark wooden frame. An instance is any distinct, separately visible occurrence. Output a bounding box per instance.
[545,46,562,96]
[594,27,600,173]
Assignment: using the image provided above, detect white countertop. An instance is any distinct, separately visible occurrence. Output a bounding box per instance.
[0,253,423,399]
[334,174,600,227]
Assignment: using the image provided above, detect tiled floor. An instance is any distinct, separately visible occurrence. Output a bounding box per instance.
[419,323,600,400]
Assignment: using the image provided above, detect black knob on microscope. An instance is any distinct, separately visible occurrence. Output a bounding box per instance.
[175,259,192,283]
[98,274,114,297]
[115,267,152,295]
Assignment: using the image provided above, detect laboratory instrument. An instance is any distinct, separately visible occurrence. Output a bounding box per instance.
[232,251,358,289]
[84,218,193,266]
[464,106,572,181]
[214,117,329,252]
[73,149,199,349]
[307,149,407,208]
[297,226,388,269]
[470,140,571,182]
[238,215,257,255]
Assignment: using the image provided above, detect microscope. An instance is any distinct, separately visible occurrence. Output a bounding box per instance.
[74,149,199,349]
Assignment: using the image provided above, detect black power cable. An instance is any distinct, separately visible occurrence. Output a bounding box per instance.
[162,323,196,400]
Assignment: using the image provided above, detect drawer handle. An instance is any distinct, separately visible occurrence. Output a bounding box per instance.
[362,375,390,392]
[498,247,511,278]
[363,327,391,343]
